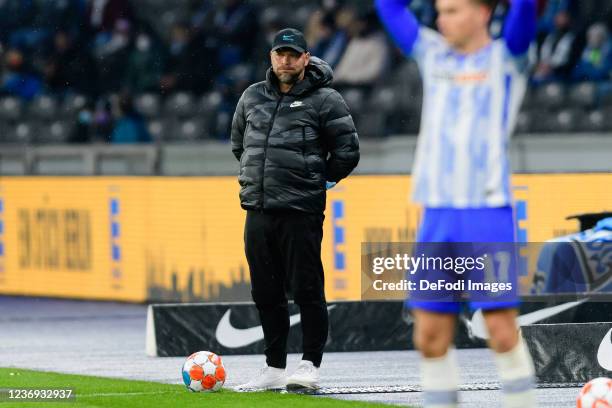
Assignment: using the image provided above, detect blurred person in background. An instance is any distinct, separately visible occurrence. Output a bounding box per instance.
[572,22,612,81]
[0,48,41,100]
[0,0,34,45]
[44,31,97,97]
[110,93,151,144]
[333,8,390,89]
[208,0,259,71]
[9,0,83,51]
[537,0,577,38]
[93,18,133,93]
[532,9,577,83]
[87,0,134,35]
[68,101,94,144]
[160,21,209,94]
[123,29,165,94]
[92,97,113,142]
[306,9,348,69]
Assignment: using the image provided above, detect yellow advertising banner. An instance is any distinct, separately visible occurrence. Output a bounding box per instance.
[0,174,609,302]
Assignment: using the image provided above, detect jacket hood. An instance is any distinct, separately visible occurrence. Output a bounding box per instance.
[266,56,333,96]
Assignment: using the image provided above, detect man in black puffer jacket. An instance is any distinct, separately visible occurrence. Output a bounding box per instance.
[232,28,359,391]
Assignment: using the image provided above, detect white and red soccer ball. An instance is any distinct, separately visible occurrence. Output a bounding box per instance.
[182,351,226,392]
[577,377,612,408]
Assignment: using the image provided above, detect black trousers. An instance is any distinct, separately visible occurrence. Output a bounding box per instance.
[244,210,328,368]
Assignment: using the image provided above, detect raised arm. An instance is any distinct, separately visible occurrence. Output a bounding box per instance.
[375,0,420,56]
[503,0,537,56]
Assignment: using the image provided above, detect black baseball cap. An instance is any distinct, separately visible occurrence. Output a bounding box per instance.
[271,28,308,54]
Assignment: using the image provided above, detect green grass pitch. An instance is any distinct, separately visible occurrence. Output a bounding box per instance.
[0,368,400,407]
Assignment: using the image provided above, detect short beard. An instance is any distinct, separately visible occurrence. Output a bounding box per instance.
[276,71,301,85]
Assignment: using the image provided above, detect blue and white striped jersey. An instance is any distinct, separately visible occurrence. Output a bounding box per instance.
[410,28,528,208]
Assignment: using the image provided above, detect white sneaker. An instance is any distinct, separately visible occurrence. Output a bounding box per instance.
[237,365,287,391]
[287,360,320,390]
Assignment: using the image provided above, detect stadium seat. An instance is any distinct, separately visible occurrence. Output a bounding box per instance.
[0,97,23,121]
[164,92,196,118]
[515,110,532,134]
[29,95,59,121]
[166,119,207,142]
[534,83,565,110]
[357,111,387,138]
[549,109,582,133]
[60,94,87,118]
[33,121,72,144]
[568,82,596,109]
[579,109,605,133]
[520,88,536,111]
[1,122,32,144]
[368,87,398,114]
[198,91,223,115]
[147,119,166,142]
[135,93,161,118]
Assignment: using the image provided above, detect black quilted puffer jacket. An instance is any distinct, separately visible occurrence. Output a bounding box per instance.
[231,57,360,214]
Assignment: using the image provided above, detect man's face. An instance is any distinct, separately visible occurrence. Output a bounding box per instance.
[270,48,310,85]
[436,0,491,48]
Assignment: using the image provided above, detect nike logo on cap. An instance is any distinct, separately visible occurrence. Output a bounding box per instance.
[215,305,336,348]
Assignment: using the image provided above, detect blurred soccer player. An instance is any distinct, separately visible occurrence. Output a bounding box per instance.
[376,0,537,407]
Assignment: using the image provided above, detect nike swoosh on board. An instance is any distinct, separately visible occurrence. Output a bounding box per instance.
[470,299,587,340]
[597,327,612,371]
[215,305,336,348]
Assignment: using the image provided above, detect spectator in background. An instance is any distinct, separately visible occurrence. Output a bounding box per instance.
[123,30,164,94]
[333,9,389,89]
[160,21,210,94]
[208,0,259,71]
[0,0,34,45]
[44,31,97,97]
[572,23,612,81]
[409,0,436,28]
[93,19,133,93]
[92,97,113,142]
[9,0,84,51]
[110,93,151,143]
[538,0,577,36]
[533,9,577,83]
[68,101,94,144]
[307,10,347,69]
[87,0,133,35]
[0,48,41,100]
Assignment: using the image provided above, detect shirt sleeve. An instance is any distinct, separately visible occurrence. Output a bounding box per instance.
[503,0,537,56]
[376,0,444,64]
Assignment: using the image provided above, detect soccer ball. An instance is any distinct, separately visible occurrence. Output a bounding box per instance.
[577,377,612,408]
[182,351,226,392]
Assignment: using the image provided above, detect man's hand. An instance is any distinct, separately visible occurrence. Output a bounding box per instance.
[326,181,337,190]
